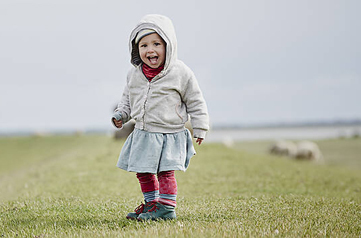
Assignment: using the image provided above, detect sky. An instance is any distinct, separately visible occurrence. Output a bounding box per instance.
[1,0,360,133]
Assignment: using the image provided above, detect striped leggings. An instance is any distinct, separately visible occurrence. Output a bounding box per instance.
[136,170,177,207]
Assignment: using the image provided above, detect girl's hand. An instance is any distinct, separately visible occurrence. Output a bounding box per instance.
[112,118,123,128]
[195,138,203,145]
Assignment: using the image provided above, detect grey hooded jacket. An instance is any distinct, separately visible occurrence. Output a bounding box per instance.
[113,14,209,139]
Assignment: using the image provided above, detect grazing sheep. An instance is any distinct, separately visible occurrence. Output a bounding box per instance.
[222,137,234,148]
[269,140,297,157]
[294,140,323,161]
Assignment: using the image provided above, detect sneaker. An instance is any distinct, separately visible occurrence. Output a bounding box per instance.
[137,202,176,221]
[126,202,152,220]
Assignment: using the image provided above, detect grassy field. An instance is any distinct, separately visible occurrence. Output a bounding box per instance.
[0,134,360,237]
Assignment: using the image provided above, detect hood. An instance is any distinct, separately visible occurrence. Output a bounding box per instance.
[129,14,178,72]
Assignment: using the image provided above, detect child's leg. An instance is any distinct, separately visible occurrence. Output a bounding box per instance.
[126,173,159,220]
[157,170,177,207]
[136,173,159,202]
[137,171,177,221]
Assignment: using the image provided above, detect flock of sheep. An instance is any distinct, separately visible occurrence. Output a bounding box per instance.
[269,140,323,162]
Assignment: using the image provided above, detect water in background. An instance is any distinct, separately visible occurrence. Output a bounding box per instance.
[206,125,361,142]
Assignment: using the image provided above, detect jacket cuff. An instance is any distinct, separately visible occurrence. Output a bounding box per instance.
[193,129,207,139]
[112,111,122,121]
[111,111,122,127]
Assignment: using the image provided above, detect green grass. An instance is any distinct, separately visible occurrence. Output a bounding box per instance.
[0,135,360,237]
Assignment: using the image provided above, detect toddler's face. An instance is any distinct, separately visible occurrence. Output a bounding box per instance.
[138,33,166,69]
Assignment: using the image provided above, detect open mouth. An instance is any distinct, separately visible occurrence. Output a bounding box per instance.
[147,56,158,65]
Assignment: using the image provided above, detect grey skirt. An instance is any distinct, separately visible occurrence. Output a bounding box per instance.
[117,128,196,173]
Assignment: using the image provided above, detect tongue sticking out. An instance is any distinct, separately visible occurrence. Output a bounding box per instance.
[149,57,158,65]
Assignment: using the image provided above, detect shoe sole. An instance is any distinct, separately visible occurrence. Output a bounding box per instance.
[137,216,176,221]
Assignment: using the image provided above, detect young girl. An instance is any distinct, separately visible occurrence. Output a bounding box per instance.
[112,14,209,221]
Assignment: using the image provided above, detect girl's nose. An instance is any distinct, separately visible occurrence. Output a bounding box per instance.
[147,46,155,53]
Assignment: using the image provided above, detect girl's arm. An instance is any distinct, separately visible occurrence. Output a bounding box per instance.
[112,82,131,128]
[182,72,209,140]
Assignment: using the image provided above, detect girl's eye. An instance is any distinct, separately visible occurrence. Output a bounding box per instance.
[154,42,161,46]
[140,44,147,48]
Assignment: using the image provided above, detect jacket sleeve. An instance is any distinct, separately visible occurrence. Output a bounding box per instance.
[181,72,209,139]
[112,80,132,126]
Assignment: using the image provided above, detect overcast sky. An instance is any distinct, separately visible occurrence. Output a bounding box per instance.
[1,0,360,132]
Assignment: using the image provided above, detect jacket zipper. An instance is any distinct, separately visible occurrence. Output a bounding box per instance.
[141,71,162,131]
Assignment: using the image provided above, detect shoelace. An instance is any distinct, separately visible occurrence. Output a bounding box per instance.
[145,201,159,213]
[134,203,145,215]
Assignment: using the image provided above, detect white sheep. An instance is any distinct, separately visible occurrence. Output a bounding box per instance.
[294,140,323,161]
[269,140,297,157]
